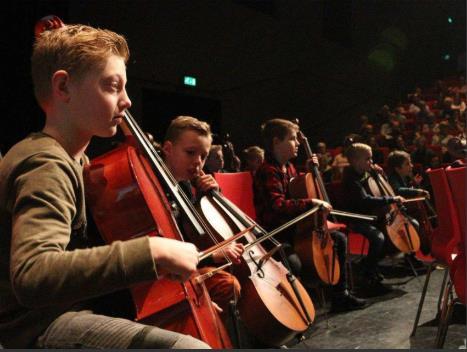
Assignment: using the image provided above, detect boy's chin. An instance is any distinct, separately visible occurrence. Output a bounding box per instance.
[98,127,118,138]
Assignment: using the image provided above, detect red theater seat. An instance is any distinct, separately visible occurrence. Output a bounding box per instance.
[213,171,257,221]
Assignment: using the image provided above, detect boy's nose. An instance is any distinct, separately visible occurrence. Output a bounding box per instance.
[121,90,132,110]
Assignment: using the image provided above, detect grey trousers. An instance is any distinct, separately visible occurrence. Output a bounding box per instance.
[36,310,210,349]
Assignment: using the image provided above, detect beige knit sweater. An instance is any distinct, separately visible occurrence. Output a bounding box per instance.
[0,133,157,348]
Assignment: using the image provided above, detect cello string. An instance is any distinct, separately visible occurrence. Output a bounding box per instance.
[209,190,283,247]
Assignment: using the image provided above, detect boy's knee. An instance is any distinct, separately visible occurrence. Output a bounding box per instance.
[172,334,211,349]
[131,326,211,349]
[331,231,347,247]
[375,232,385,243]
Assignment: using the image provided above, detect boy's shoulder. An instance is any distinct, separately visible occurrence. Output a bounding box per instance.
[256,158,281,176]
[342,166,367,184]
[0,132,78,179]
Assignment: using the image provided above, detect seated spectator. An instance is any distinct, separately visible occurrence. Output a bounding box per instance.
[359,114,374,137]
[331,135,358,181]
[431,121,453,147]
[393,135,409,153]
[380,114,401,148]
[451,92,466,114]
[376,104,391,125]
[411,136,435,169]
[241,145,265,176]
[367,136,385,165]
[394,105,407,125]
[428,154,442,169]
[408,96,422,115]
[204,144,226,174]
[445,136,467,167]
[316,141,333,183]
[439,96,455,120]
[415,100,435,125]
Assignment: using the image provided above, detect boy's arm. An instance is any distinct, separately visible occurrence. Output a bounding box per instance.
[263,168,314,217]
[10,153,157,308]
[388,175,424,198]
[346,178,395,211]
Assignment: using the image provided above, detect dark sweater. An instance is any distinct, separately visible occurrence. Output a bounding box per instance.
[341,166,396,220]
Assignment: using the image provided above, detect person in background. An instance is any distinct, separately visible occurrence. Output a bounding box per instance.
[315,141,333,183]
[331,135,360,182]
[241,145,264,176]
[387,150,431,256]
[342,143,405,296]
[445,136,467,167]
[253,119,366,312]
[367,136,385,165]
[411,136,436,170]
[161,116,244,318]
[204,144,225,174]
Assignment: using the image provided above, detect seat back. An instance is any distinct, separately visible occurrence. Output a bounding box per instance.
[426,168,461,263]
[450,252,465,304]
[213,171,257,220]
[445,166,466,245]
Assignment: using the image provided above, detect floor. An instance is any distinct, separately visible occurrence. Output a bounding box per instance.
[288,258,466,349]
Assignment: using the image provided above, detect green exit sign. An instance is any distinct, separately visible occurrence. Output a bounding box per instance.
[183,76,197,86]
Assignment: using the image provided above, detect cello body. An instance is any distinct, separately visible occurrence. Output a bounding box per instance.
[287,125,340,285]
[366,170,421,254]
[85,143,232,348]
[289,174,340,285]
[406,199,435,255]
[195,192,315,346]
[36,15,231,349]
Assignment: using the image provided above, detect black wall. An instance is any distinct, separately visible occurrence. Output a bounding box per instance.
[2,0,465,155]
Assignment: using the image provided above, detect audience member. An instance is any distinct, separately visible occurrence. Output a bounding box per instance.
[204,144,225,174]
[241,145,265,176]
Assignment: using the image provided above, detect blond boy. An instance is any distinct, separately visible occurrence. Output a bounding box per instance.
[0,24,208,348]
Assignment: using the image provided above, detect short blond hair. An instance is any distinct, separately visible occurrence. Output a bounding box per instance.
[346,143,372,161]
[32,24,129,107]
[243,146,264,161]
[261,118,299,153]
[209,144,223,154]
[164,116,212,143]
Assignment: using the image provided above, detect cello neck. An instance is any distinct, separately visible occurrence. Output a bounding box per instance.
[296,129,333,205]
[121,110,207,236]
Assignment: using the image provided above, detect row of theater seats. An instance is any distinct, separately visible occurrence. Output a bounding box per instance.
[412,165,465,348]
[213,166,465,348]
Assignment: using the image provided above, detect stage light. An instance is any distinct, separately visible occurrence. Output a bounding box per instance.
[443,54,451,61]
[448,17,453,24]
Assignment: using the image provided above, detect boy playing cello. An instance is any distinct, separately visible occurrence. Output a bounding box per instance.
[0,23,209,348]
[342,143,406,295]
[161,115,244,315]
[253,118,366,312]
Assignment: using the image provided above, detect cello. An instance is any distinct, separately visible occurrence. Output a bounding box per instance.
[195,186,317,346]
[406,196,436,255]
[366,167,421,254]
[84,110,236,348]
[288,122,376,285]
[288,124,340,285]
[34,16,237,349]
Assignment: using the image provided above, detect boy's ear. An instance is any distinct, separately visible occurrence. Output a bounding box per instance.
[162,141,172,157]
[51,70,71,102]
[272,136,280,147]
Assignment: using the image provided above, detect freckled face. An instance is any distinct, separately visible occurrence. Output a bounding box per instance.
[397,158,413,177]
[163,130,211,181]
[68,55,131,138]
[274,130,300,162]
[352,150,373,174]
